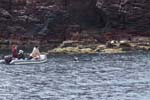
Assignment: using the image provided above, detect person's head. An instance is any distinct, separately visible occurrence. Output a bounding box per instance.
[35,46,39,48]
[19,50,24,54]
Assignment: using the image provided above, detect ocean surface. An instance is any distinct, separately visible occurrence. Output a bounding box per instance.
[0,52,150,100]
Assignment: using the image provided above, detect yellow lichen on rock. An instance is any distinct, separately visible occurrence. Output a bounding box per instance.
[102,48,124,54]
[50,47,95,54]
[94,44,106,52]
[80,48,95,54]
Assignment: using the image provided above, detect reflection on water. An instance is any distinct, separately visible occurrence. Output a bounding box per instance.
[0,52,150,100]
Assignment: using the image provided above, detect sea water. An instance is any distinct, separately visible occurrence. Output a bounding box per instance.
[0,52,150,100]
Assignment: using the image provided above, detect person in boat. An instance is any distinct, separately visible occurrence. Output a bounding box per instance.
[29,46,41,59]
[11,45,18,58]
[4,45,18,64]
[5,49,25,64]
[18,50,25,59]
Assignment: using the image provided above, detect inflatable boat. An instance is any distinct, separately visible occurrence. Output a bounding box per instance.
[0,55,47,65]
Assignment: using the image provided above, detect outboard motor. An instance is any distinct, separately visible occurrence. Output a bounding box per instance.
[4,56,12,64]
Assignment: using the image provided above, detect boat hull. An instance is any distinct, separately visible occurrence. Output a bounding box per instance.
[0,55,47,65]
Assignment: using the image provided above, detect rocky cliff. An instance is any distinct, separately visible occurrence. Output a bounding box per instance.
[0,0,150,42]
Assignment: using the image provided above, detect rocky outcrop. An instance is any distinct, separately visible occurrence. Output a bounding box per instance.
[49,47,95,54]
[1,0,150,36]
[1,0,150,52]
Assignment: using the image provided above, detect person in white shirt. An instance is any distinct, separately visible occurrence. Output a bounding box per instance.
[29,46,41,59]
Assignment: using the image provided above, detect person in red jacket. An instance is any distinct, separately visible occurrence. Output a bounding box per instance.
[4,45,18,64]
[11,45,18,58]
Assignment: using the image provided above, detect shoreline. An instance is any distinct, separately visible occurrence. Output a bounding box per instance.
[0,44,150,56]
[0,33,150,55]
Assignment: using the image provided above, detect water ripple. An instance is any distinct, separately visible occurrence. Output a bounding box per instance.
[0,52,150,100]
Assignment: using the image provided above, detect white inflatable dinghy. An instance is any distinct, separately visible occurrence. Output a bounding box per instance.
[0,55,47,65]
